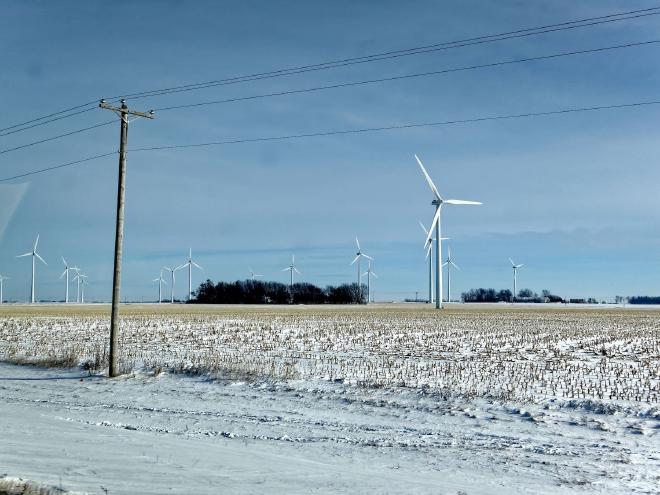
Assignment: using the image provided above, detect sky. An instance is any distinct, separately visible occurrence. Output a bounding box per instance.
[1,0,659,303]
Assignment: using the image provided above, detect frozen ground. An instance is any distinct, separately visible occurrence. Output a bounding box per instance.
[1,361,658,495]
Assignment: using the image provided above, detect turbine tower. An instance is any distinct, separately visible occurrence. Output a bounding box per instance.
[162,266,181,303]
[60,257,76,303]
[16,234,47,304]
[415,155,481,309]
[442,246,460,303]
[510,258,524,302]
[282,255,300,293]
[351,237,372,303]
[361,260,378,303]
[0,275,8,304]
[152,269,167,303]
[176,249,202,301]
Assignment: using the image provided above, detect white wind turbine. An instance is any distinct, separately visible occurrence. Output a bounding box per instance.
[282,255,300,292]
[176,248,202,301]
[442,246,460,303]
[73,270,88,303]
[152,269,167,303]
[510,258,524,302]
[415,155,482,309]
[361,260,378,304]
[248,267,263,281]
[60,257,76,303]
[351,237,373,302]
[162,266,181,303]
[17,234,47,303]
[0,274,9,304]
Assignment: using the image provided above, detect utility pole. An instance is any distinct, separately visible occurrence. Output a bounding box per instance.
[100,99,154,377]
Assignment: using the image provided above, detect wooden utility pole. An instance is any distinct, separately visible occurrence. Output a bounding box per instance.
[100,99,154,377]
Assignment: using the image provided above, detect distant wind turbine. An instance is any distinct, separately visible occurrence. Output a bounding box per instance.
[16,234,47,303]
[73,270,88,303]
[60,257,76,303]
[176,249,202,301]
[248,267,263,281]
[152,269,167,303]
[415,155,482,309]
[282,255,300,292]
[361,260,378,304]
[0,275,8,304]
[351,237,372,303]
[162,266,181,303]
[510,258,524,302]
[442,246,460,303]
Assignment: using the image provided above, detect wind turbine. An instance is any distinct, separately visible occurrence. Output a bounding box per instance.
[73,270,87,303]
[176,248,202,301]
[442,246,460,303]
[152,269,167,303]
[16,234,47,303]
[361,260,378,303]
[415,155,482,309]
[0,275,8,304]
[60,257,76,303]
[162,266,181,303]
[248,267,263,281]
[282,255,300,293]
[510,258,524,302]
[351,237,373,303]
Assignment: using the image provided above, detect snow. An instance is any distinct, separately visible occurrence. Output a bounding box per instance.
[1,362,658,494]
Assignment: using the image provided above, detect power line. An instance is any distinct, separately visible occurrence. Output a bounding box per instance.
[129,100,660,153]
[154,40,660,112]
[0,121,114,156]
[2,5,658,136]
[0,152,117,182]
[5,39,658,156]
[113,7,660,99]
[2,99,658,182]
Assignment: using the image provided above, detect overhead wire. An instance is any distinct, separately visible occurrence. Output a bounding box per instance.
[2,99,658,182]
[2,5,659,136]
[3,38,658,156]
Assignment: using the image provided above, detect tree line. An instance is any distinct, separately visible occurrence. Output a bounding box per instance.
[461,288,564,303]
[192,279,367,304]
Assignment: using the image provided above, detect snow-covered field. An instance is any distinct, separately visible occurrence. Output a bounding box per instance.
[0,305,658,494]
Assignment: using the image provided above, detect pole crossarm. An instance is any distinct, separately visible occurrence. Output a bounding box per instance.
[99,100,155,119]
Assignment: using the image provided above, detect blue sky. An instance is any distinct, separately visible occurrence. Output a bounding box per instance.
[1,0,659,302]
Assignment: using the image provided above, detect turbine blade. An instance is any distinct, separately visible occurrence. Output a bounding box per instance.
[517,264,525,268]
[444,199,482,205]
[509,258,515,266]
[442,262,448,267]
[282,267,290,271]
[60,270,67,279]
[362,254,374,261]
[350,255,360,265]
[414,154,442,200]
[35,253,47,265]
[293,267,301,275]
[34,234,40,251]
[16,252,32,258]
[62,257,67,267]
[425,207,441,246]
[418,221,428,235]
[372,272,378,278]
[355,236,360,250]
[175,264,186,271]
[192,261,203,270]
[451,261,461,270]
